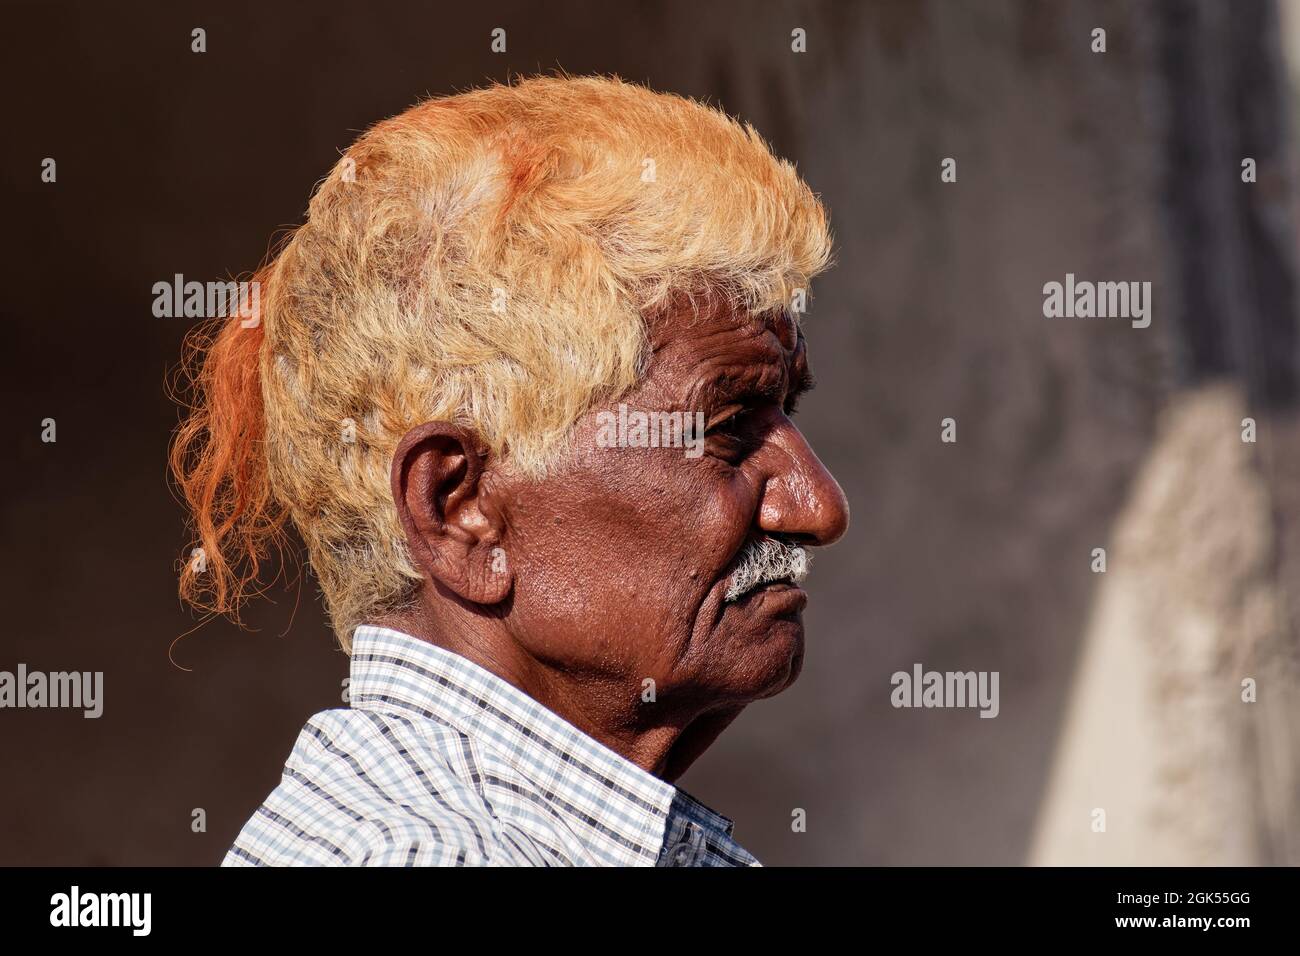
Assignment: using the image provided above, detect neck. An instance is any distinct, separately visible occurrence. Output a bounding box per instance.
[376,599,742,782]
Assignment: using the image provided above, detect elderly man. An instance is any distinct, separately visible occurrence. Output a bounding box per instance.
[173,75,848,867]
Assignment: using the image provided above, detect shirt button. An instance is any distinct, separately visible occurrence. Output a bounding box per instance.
[667,841,696,866]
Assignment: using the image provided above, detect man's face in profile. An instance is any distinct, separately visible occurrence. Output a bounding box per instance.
[484,298,849,710]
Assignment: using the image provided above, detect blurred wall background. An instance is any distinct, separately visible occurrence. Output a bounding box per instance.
[2,0,1298,865]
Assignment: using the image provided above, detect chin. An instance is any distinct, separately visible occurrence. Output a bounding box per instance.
[695,580,810,700]
[729,613,807,700]
[752,620,806,698]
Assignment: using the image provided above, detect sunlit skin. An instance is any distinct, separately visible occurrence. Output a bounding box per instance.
[383,296,849,782]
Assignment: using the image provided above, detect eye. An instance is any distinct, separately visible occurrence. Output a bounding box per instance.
[710,410,746,436]
[705,406,761,463]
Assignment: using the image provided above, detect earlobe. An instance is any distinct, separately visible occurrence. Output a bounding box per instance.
[390,422,514,606]
[464,542,513,605]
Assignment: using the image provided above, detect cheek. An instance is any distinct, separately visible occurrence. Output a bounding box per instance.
[504,453,753,666]
[605,451,755,589]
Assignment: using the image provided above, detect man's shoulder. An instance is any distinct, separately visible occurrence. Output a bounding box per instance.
[222,708,529,866]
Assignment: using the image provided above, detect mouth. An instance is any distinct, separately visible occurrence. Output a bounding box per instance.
[732,578,808,618]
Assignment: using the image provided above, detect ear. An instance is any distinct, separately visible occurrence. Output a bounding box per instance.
[390,422,512,605]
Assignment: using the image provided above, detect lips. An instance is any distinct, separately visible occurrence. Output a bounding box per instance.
[736,580,808,617]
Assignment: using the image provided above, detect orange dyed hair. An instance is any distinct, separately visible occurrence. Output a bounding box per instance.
[170,263,289,626]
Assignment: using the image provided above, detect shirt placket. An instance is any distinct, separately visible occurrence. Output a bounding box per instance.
[656,817,707,867]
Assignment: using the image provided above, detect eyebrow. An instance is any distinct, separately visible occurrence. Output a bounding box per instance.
[696,358,815,413]
[787,363,816,403]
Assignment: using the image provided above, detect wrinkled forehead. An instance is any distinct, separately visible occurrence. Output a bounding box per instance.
[646,296,799,358]
[638,296,803,400]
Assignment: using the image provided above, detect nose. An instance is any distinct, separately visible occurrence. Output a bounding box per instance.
[754,419,850,547]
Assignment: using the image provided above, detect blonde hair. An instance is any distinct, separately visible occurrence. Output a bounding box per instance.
[171,74,833,651]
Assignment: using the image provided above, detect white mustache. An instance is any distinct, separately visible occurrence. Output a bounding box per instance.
[724,537,810,602]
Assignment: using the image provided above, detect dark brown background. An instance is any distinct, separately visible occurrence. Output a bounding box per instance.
[3,0,1298,865]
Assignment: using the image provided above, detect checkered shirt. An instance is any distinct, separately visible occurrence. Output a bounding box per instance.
[223,625,760,867]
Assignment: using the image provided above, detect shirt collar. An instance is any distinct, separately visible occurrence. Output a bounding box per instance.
[347,624,755,866]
